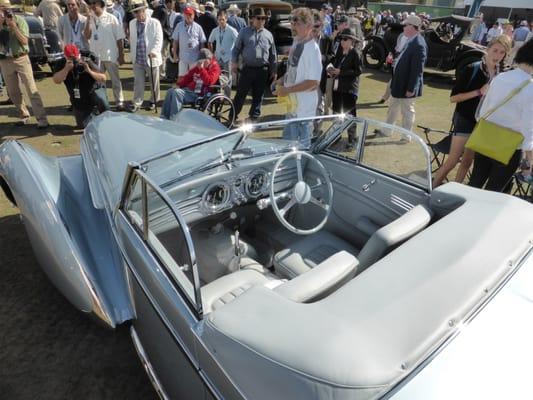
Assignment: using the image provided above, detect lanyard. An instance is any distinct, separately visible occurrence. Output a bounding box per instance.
[71,19,79,35]
[219,28,224,45]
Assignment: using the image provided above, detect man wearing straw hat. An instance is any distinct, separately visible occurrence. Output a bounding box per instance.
[0,0,49,128]
[128,0,163,112]
[226,3,245,32]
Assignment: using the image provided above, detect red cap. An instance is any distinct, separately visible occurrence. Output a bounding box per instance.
[183,6,194,15]
[64,44,80,59]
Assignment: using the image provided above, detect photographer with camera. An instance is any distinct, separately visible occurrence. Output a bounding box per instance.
[53,43,109,128]
[0,0,49,128]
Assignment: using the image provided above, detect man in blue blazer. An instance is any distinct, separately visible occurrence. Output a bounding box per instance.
[385,14,427,133]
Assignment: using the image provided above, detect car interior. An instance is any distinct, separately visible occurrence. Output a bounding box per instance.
[124,118,435,316]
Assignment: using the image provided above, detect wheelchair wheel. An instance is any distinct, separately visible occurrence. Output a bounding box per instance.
[204,94,235,128]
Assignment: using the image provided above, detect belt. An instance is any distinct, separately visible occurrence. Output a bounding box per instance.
[11,53,28,59]
[244,65,268,69]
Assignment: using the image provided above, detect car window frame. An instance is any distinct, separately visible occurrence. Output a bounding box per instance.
[119,163,204,318]
[317,117,433,192]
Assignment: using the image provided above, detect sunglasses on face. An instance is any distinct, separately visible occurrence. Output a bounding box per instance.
[313,24,322,29]
[341,37,351,41]
[255,16,266,20]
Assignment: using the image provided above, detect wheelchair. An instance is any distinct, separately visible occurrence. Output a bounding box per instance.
[183,71,235,128]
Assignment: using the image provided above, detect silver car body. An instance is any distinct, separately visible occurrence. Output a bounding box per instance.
[1,109,532,399]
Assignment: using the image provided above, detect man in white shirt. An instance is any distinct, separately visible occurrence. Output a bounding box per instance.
[58,0,90,51]
[128,0,163,112]
[274,7,322,148]
[171,6,206,79]
[485,22,502,43]
[208,10,237,97]
[83,0,126,110]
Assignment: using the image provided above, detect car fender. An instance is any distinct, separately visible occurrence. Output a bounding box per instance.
[0,140,134,328]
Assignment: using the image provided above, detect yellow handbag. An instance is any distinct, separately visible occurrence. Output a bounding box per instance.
[465,79,532,165]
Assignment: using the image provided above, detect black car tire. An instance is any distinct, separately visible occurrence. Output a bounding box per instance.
[363,40,386,70]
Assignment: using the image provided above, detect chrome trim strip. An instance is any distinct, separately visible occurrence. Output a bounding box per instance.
[135,170,204,317]
[130,326,170,400]
[390,194,414,211]
[380,244,533,399]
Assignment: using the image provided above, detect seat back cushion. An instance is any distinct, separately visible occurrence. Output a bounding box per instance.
[357,205,432,272]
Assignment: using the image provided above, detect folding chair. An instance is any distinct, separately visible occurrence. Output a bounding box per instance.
[512,173,532,201]
[417,125,452,173]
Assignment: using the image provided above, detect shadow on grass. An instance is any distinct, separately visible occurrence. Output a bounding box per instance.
[0,212,157,400]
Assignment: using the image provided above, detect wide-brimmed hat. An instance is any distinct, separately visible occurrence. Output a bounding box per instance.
[130,0,147,12]
[347,7,356,15]
[198,48,213,61]
[338,28,358,42]
[227,3,239,11]
[337,15,348,24]
[205,1,214,9]
[0,0,13,8]
[251,7,266,18]
[402,15,422,28]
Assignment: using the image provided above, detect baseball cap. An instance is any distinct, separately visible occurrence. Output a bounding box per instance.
[183,6,194,15]
[64,44,80,59]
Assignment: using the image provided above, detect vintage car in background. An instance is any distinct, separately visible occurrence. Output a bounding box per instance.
[363,15,485,75]
[219,0,292,76]
[1,110,533,399]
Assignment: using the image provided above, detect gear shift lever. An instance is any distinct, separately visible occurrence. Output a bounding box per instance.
[234,229,242,270]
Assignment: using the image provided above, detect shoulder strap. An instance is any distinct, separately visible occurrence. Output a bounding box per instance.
[467,61,481,89]
[483,78,532,119]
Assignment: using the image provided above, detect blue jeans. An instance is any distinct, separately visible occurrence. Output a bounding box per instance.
[282,120,313,149]
[160,87,198,120]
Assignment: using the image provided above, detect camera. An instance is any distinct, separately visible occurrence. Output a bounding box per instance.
[4,10,13,19]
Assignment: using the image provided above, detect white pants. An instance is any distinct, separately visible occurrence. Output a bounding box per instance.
[133,63,160,106]
[386,96,416,131]
[101,61,123,104]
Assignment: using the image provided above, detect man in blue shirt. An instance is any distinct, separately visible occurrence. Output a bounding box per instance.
[227,4,246,32]
[511,20,531,63]
[171,6,206,80]
[208,10,237,96]
[231,7,276,121]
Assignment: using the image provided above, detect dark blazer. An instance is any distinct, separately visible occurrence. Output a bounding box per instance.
[390,34,427,99]
[332,47,363,96]
[318,35,335,92]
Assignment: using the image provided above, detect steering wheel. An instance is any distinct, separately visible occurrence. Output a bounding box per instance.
[270,151,333,235]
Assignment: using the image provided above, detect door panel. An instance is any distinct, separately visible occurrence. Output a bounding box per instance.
[316,155,430,248]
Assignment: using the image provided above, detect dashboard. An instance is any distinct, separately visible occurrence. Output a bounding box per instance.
[169,156,298,223]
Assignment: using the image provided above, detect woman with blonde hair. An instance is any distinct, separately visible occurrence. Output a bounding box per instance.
[432,34,511,188]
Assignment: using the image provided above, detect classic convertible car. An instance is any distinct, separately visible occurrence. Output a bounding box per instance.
[1,111,533,399]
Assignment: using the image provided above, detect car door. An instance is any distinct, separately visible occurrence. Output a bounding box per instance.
[313,118,432,247]
[117,165,243,400]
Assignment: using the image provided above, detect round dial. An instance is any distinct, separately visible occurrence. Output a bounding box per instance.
[202,182,230,213]
[246,170,268,197]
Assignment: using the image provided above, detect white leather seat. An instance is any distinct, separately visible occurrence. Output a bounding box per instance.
[274,231,359,279]
[274,205,432,279]
[201,258,270,314]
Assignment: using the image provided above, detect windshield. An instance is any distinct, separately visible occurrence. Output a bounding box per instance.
[141,116,345,189]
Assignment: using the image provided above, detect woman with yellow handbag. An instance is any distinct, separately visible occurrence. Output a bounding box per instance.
[432,36,510,188]
[467,39,533,192]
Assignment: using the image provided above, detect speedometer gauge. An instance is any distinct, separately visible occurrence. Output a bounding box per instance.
[246,169,269,197]
[202,182,231,213]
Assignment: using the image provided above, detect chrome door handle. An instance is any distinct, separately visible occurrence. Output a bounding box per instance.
[362,179,376,192]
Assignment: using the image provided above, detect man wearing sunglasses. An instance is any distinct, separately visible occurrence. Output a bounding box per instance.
[231,7,276,122]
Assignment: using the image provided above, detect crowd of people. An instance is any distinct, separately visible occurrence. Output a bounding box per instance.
[0,0,532,194]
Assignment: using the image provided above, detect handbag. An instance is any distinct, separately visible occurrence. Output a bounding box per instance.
[465,78,532,165]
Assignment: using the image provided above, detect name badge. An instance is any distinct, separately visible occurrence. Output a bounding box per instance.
[93,34,98,40]
[188,40,193,49]
[255,46,262,59]
[74,88,81,99]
